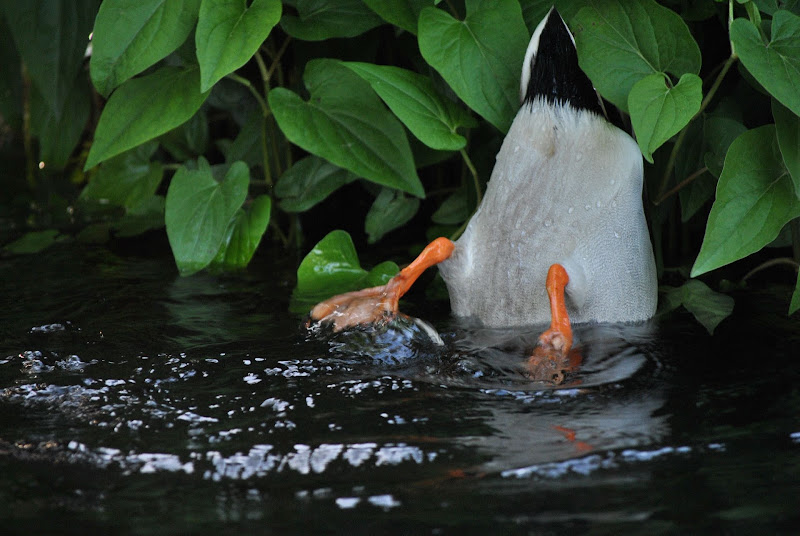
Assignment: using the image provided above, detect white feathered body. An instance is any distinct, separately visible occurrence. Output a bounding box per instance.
[438,99,657,326]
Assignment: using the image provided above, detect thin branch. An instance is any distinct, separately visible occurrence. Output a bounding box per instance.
[460,148,482,206]
[226,73,269,116]
[654,166,708,205]
[741,257,800,283]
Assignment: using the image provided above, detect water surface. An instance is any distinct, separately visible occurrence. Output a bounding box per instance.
[1,245,798,534]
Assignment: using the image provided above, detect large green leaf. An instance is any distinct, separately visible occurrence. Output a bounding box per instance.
[31,73,90,169]
[661,280,734,334]
[281,0,383,40]
[165,158,249,275]
[572,0,701,112]
[418,0,528,133]
[3,0,98,116]
[731,11,800,117]
[773,100,800,198]
[211,195,271,269]
[269,59,424,197]
[692,125,800,276]
[703,114,748,178]
[275,156,356,213]
[629,73,702,163]
[85,66,210,169]
[365,188,420,243]
[292,230,399,311]
[344,62,475,151]
[362,0,430,34]
[90,0,200,97]
[196,0,281,92]
[80,142,163,211]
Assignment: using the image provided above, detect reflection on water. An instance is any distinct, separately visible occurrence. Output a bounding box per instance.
[1,246,799,533]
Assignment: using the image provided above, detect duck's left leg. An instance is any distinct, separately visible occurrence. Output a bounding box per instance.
[308,237,455,332]
[527,264,581,382]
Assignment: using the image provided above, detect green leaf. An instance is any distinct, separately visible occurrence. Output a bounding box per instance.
[3,0,98,116]
[80,142,163,211]
[365,188,420,243]
[291,230,399,311]
[165,158,249,275]
[418,0,528,132]
[731,11,800,117]
[281,0,383,41]
[362,0,430,34]
[573,0,701,112]
[661,279,734,334]
[773,99,800,198]
[30,73,90,169]
[85,66,210,169]
[629,73,702,163]
[90,0,200,97]
[3,230,63,254]
[275,156,356,212]
[692,125,800,276]
[196,0,281,92]
[344,62,475,151]
[791,271,800,315]
[432,188,469,224]
[269,59,424,197]
[211,195,271,269]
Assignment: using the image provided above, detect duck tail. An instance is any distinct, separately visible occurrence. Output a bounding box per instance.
[520,8,604,118]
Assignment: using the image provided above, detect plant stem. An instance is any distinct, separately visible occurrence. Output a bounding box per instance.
[226,73,269,117]
[654,166,708,205]
[460,148,482,206]
[656,54,737,200]
[266,37,292,82]
[741,257,800,283]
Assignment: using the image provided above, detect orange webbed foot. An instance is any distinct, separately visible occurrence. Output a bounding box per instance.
[307,237,455,333]
[526,264,581,383]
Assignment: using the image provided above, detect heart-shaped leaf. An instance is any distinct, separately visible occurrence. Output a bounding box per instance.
[80,141,163,211]
[731,11,800,117]
[344,62,475,151]
[211,194,271,269]
[365,188,420,243]
[573,0,701,112]
[291,230,399,311]
[269,59,424,197]
[90,0,200,97]
[629,73,702,163]
[773,99,800,198]
[85,66,210,169]
[418,0,528,133]
[661,279,734,334]
[362,0,430,34]
[281,0,383,41]
[275,156,356,213]
[692,125,800,277]
[165,158,249,275]
[196,0,281,92]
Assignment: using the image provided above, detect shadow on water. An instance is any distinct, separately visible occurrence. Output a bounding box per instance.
[1,245,799,534]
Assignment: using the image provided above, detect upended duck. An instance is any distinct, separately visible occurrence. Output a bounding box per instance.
[307,9,657,376]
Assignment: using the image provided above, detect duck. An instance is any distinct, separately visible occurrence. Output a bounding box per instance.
[307,8,658,377]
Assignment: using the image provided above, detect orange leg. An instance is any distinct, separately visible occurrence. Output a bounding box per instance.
[308,237,455,332]
[527,264,578,382]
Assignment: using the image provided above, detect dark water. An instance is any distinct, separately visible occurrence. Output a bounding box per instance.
[1,245,799,534]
